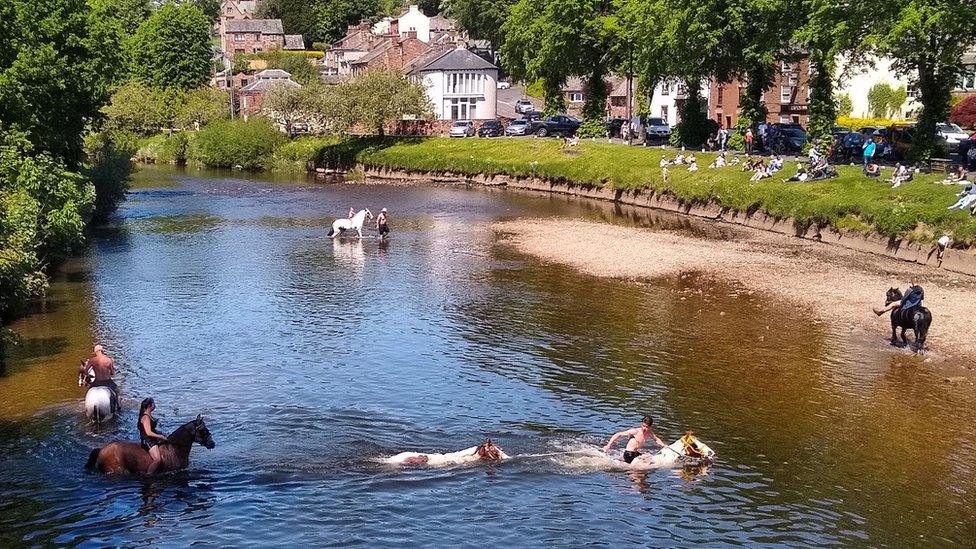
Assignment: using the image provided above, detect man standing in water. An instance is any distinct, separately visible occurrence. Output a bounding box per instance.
[79,345,119,407]
[376,208,390,239]
[602,416,666,463]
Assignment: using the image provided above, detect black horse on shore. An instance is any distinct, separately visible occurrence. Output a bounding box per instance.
[884,287,932,352]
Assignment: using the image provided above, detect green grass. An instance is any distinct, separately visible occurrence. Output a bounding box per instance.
[343,137,976,245]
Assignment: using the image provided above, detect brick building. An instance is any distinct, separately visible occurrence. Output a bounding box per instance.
[238,69,301,118]
[709,59,811,129]
[222,19,286,55]
[347,32,435,76]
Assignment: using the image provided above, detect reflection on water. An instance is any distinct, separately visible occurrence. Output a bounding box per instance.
[0,166,974,546]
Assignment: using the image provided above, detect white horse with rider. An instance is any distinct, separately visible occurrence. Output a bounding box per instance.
[328,208,373,239]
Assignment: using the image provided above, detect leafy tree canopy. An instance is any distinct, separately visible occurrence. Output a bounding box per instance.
[129,2,214,91]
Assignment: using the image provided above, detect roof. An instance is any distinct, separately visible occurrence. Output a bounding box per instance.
[349,40,393,65]
[608,77,628,97]
[224,19,284,34]
[284,35,305,50]
[407,48,498,75]
[429,15,455,31]
[255,69,293,79]
[240,77,301,93]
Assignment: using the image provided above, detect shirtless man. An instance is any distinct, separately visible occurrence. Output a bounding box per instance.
[603,416,666,464]
[79,345,119,405]
[348,207,355,218]
[376,208,390,239]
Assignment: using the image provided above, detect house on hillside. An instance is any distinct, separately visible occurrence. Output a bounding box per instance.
[408,47,499,120]
[371,5,465,45]
[222,19,289,55]
[322,23,373,76]
[347,32,434,76]
[220,0,255,21]
[284,35,305,51]
[238,69,301,118]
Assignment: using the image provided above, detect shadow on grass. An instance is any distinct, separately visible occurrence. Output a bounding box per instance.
[317,136,426,170]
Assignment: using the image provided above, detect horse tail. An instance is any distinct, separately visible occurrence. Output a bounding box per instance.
[916,308,932,347]
[85,448,101,472]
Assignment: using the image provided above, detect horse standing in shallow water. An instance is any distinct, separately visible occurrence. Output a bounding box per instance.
[884,287,932,352]
[328,208,373,239]
[85,415,215,474]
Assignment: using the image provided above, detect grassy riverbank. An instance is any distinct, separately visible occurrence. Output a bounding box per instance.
[350,138,976,244]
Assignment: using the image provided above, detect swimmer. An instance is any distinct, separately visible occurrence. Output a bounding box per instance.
[387,439,510,467]
[602,416,665,464]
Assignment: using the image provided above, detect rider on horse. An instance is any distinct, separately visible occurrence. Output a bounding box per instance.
[873,281,924,317]
[79,345,119,407]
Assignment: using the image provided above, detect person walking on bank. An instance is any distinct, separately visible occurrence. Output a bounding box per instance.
[376,208,390,239]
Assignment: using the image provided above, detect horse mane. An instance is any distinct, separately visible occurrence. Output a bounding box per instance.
[167,419,198,447]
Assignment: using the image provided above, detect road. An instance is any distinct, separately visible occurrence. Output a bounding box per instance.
[496,84,542,119]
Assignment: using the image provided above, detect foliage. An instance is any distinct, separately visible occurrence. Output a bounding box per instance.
[577,119,606,139]
[272,135,342,170]
[525,79,545,100]
[259,51,319,85]
[442,0,516,50]
[0,137,95,323]
[668,83,710,147]
[175,88,230,130]
[329,71,433,135]
[868,0,976,161]
[191,118,287,169]
[726,115,753,151]
[102,83,229,134]
[313,0,379,47]
[950,95,976,129]
[128,2,214,90]
[837,93,854,117]
[83,132,135,219]
[867,83,895,118]
[836,116,912,131]
[263,84,308,134]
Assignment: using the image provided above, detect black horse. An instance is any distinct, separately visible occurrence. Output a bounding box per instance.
[884,287,932,352]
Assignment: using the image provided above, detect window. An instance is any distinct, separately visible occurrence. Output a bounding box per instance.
[788,75,798,87]
[449,97,478,119]
[234,33,245,42]
[716,85,724,107]
[907,83,919,98]
[660,105,669,121]
[781,85,793,103]
[661,85,670,96]
[959,65,976,90]
[725,115,732,129]
[569,92,584,102]
[780,115,791,123]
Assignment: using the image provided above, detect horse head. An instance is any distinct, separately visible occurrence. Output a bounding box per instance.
[193,415,216,449]
[475,438,504,461]
[78,361,93,387]
[885,287,903,306]
[364,208,373,220]
[678,433,715,462]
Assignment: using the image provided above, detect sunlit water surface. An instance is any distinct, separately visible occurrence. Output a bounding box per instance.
[1,166,974,546]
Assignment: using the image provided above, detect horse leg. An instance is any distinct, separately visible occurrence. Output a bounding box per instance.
[890,321,898,346]
[900,327,909,348]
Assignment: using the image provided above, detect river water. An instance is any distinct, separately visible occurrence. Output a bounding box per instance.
[1,167,974,546]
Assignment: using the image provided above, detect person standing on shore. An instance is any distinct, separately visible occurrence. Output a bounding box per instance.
[862,136,877,172]
[376,208,390,239]
[745,128,754,154]
[603,416,666,464]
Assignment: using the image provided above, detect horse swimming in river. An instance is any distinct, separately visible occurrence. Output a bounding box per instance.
[328,208,373,239]
[78,366,118,423]
[85,415,215,474]
[884,287,932,352]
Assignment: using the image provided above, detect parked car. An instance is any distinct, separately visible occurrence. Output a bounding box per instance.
[449,120,475,138]
[505,118,532,136]
[936,122,970,152]
[644,117,672,140]
[515,99,535,114]
[478,120,504,137]
[533,114,581,137]
[496,80,512,90]
[765,123,807,154]
[523,110,544,121]
[606,118,626,138]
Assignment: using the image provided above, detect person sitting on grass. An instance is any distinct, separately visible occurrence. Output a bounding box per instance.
[688,158,699,172]
[729,155,741,166]
[948,184,976,211]
[889,163,913,188]
[864,163,881,178]
[673,153,686,165]
[938,164,968,185]
[659,156,669,169]
[709,153,727,169]
[687,153,697,166]
[768,155,784,173]
[749,159,768,181]
[741,155,756,172]
[784,164,809,182]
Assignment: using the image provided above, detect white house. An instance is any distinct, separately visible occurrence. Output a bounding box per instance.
[834,56,918,118]
[373,5,432,43]
[649,80,710,126]
[408,48,499,120]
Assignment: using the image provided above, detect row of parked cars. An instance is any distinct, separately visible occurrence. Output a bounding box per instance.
[831,122,971,161]
[450,114,584,138]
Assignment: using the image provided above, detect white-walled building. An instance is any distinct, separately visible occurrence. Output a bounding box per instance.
[408,48,499,120]
[649,80,710,125]
[373,5,432,43]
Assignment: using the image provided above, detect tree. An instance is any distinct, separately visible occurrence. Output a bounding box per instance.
[837,93,853,117]
[870,0,976,160]
[950,95,976,129]
[889,85,907,117]
[176,87,230,130]
[332,70,432,135]
[0,0,109,165]
[442,0,516,50]
[128,3,214,90]
[867,82,894,118]
[101,81,173,134]
[263,83,307,134]
[313,0,380,47]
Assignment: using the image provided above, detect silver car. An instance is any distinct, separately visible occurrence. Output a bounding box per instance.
[937,122,970,152]
[645,117,671,139]
[515,99,534,114]
[449,120,475,138]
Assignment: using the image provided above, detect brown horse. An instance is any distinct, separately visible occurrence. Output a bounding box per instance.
[85,415,215,474]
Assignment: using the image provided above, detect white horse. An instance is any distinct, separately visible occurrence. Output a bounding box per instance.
[78,367,119,423]
[629,433,715,469]
[328,208,373,239]
[384,440,509,467]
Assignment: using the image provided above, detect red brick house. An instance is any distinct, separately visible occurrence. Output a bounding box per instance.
[238,69,301,118]
[222,19,286,55]
[347,32,434,76]
[708,59,811,128]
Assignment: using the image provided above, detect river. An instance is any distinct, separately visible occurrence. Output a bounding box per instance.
[1,166,974,546]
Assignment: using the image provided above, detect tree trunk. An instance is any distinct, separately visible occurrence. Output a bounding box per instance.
[807,52,836,147]
[739,62,773,126]
[912,63,951,163]
[542,77,566,116]
[582,66,607,124]
[675,78,708,147]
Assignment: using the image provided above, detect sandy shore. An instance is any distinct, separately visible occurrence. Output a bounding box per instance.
[495,218,976,367]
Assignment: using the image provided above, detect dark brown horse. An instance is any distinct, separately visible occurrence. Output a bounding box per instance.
[884,287,932,352]
[85,415,215,474]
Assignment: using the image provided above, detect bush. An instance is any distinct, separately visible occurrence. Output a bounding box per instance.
[726,115,753,152]
[190,118,286,169]
[84,132,135,219]
[273,136,342,170]
[950,95,976,129]
[577,119,606,138]
[836,116,912,131]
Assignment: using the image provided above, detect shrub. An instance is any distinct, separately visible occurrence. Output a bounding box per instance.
[84,131,135,219]
[836,116,912,131]
[950,95,976,129]
[273,136,342,170]
[190,118,286,169]
[576,118,606,138]
[157,133,190,164]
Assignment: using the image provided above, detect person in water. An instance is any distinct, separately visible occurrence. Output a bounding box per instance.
[138,397,169,474]
[603,416,666,464]
[376,208,390,239]
[79,345,118,395]
[874,280,924,316]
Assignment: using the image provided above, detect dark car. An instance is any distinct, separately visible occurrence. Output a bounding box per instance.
[838,131,865,161]
[478,120,504,137]
[606,118,626,138]
[533,114,581,137]
[765,123,807,154]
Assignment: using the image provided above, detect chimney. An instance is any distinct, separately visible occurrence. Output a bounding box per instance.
[404,30,417,40]
[409,4,419,13]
